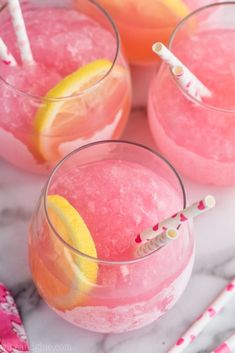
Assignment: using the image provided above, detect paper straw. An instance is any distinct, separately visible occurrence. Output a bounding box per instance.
[136,228,178,258]
[135,195,215,244]
[0,37,17,66]
[166,278,235,353]
[152,42,211,98]
[172,66,202,102]
[211,333,235,353]
[8,0,34,65]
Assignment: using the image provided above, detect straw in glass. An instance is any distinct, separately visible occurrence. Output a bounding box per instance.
[172,65,202,102]
[0,37,17,66]
[211,333,235,353]
[8,0,34,65]
[152,42,211,98]
[136,228,178,257]
[135,195,216,244]
[166,278,235,353]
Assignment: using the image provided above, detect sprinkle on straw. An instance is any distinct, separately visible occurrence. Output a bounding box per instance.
[152,42,211,98]
[166,278,235,353]
[135,195,216,244]
[8,0,34,65]
[172,66,202,102]
[136,228,178,258]
[0,37,17,66]
[211,333,235,353]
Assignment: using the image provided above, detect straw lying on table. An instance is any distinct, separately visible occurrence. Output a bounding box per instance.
[8,0,34,65]
[152,42,211,100]
[135,195,216,244]
[166,278,235,353]
[0,37,17,66]
[211,333,235,353]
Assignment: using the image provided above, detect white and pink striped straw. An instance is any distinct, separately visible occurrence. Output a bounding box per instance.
[172,65,202,102]
[0,37,17,66]
[166,278,235,353]
[8,0,34,65]
[136,228,179,258]
[134,195,216,244]
[211,333,235,353]
[152,42,211,99]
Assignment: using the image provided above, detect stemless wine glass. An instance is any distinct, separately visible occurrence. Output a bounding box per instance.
[29,141,194,333]
[148,2,235,185]
[97,0,218,66]
[0,0,131,174]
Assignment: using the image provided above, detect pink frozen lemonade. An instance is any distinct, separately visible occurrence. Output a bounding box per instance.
[0,1,131,173]
[148,3,235,185]
[29,141,194,333]
[97,0,219,65]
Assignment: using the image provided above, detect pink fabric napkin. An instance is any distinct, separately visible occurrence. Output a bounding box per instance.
[0,283,30,353]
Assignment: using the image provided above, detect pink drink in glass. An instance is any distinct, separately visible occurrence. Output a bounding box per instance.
[0,1,131,173]
[97,0,218,66]
[29,141,194,333]
[148,2,235,185]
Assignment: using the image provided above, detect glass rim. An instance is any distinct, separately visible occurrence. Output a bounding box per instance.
[43,140,187,265]
[168,1,235,114]
[0,0,120,102]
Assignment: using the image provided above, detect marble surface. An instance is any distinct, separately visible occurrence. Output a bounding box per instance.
[1,109,235,353]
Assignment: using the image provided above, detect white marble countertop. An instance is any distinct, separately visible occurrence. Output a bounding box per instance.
[1,108,235,353]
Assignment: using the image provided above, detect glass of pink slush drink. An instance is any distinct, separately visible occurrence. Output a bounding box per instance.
[0,0,131,174]
[29,141,194,333]
[148,2,235,185]
[97,0,218,66]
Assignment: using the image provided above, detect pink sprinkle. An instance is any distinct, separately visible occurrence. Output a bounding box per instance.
[180,213,188,222]
[198,200,206,210]
[135,234,142,244]
[190,335,196,343]
[214,343,230,353]
[2,60,11,65]
[226,283,234,291]
[176,338,185,346]
[153,224,159,231]
[171,213,178,218]
[208,307,216,317]
[186,81,191,88]
[162,226,168,231]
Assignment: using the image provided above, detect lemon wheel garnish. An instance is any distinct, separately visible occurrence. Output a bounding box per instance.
[31,195,98,311]
[162,0,190,19]
[34,59,125,162]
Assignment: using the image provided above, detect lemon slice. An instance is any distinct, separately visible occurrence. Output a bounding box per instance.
[161,0,190,19]
[31,195,98,311]
[34,59,125,162]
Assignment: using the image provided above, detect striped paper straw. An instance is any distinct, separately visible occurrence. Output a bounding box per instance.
[211,333,235,353]
[152,42,211,98]
[0,37,17,66]
[172,66,202,102]
[166,278,235,353]
[135,195,216,244]
[136,228,178,257]
[8,0,34,65]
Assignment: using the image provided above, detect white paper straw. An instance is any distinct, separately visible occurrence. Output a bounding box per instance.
[152,42,211,98]
[135,195,215,244]
[136,228,179,257]
[8,0,34,65]
[0,37,17,66]
[166,278,235,353]
[211,333,235,353]
[172,66,202,102]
